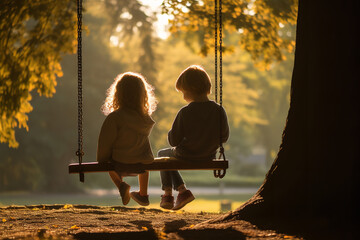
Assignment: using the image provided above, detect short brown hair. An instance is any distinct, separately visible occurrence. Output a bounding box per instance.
[175,65,211,95]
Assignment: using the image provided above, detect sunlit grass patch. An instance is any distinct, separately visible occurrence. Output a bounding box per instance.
[147,198,245,213]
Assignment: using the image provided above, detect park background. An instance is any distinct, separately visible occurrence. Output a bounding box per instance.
[0,0,296,213]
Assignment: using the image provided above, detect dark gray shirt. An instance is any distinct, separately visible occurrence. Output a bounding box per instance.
[168,101,229,160]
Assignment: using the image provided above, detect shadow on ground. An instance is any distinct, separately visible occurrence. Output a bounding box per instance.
[175,228,246,240]
[73,228,246,240]
[73,231,158,240]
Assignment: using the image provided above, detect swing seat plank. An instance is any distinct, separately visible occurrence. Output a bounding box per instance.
[68,157,228,174]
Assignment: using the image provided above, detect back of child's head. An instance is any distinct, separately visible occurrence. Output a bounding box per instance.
[102,72,157,116]
[176,65,211,96]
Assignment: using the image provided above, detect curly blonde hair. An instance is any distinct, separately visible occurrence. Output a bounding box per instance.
[101,72,157,116]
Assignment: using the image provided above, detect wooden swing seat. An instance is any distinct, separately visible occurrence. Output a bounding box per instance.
[68,157,228,174]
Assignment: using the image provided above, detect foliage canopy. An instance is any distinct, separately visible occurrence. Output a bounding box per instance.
[0,0,77,147]
[162,0,297,69]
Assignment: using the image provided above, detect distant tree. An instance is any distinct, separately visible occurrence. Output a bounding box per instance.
[251,53,293,166]
[0,0,77,147]
[102,0,159,82]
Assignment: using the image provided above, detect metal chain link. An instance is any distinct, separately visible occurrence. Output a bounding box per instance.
[214,0,218,103]
[219,0,225,159]
[217,0,225,157]
[214,0,226,178]
[76,0,84,182]
[219,0,223,109]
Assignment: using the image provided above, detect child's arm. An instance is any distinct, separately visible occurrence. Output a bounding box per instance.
[168,112,184,146]
[97,115,117,163]
[221,107,230,143]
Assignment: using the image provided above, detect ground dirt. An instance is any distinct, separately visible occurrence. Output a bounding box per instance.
[1,204,302,239]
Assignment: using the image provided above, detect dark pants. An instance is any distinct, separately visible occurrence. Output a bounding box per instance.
[158,148,185,191]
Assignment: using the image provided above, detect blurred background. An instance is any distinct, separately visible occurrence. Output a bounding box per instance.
[0,0,296,212]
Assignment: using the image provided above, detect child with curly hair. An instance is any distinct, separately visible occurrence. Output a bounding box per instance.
[97,72,157,206]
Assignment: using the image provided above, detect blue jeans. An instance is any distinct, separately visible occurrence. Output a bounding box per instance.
[158,148,185,191]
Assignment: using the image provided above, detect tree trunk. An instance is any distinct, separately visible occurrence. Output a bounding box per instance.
[207,0,360,237]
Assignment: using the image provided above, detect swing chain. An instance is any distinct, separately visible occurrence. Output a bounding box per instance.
[218,0,224,151]
[76,0,84,182]
[219,0,223,108]
[214,0,226,179]
[214,0,218,103]
[214,169,226,179]
[215,0,223,106]
[214,146,226,178]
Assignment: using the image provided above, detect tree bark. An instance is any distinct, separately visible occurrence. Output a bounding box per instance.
[206,0,360,236]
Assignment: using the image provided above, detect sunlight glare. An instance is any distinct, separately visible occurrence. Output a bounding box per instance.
[120,12,132,20]
[244,9,255,16]
[140,0,171,39]
[245,2,256,16]
[176,4,190,13]
[109,36,119,46]
[115,25,122,32]
[136,21,143,28]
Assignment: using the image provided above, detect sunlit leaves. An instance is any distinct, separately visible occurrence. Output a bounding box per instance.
[162,0,297,68]
[70,225,80,229]
[0,0,77,147]
[63,204,74,209]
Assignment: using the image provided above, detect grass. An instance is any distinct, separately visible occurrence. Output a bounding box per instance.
[2,170,259,214]
[0,192,252,213]
[149,198,246,213]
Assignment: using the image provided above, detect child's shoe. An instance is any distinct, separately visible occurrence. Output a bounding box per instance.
[119,182,130,205]
[160,195,174,210]
[130,191,150,206]
[172,190,195,210]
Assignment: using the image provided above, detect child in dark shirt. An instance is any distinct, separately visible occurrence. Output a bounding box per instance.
[158,65,229,210]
